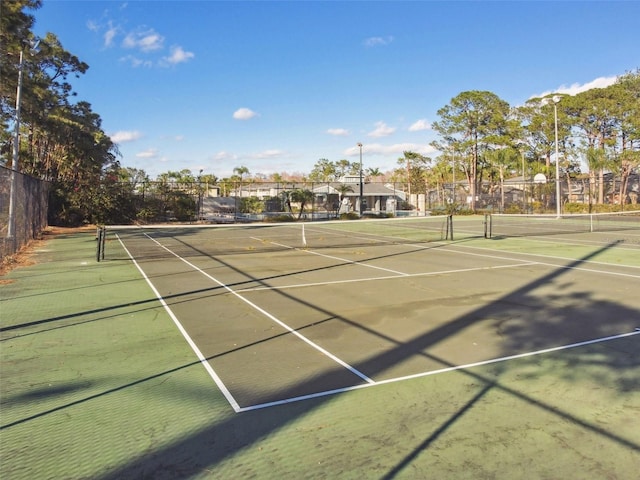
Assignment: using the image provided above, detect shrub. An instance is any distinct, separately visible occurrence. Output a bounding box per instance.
[264,214,296,223]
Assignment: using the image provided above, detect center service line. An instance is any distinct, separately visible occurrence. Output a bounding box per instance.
[143,233,375,385]
[116,234,243,412]
[263,238,410,276]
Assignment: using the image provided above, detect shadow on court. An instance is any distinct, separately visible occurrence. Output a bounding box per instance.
[88,239,639,478]
[2,231,638,478]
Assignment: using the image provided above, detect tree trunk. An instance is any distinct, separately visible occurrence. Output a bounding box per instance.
[598,168,605,204]
[619,162,630,208]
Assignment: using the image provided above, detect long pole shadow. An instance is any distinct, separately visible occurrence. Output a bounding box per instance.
[7,229,636,478]
[89,236,640,477]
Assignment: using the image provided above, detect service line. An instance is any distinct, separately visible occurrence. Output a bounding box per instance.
[140,233,375,389]
[238,329,640,412]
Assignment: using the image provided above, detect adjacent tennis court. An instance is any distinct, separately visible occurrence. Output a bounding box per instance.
[2,214,639,479]
[108,214,640,411]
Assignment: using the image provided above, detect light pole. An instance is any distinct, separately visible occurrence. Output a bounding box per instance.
[357,142,363,216]
[198,169,203,221]
[8,39,39,245]
[542,95,562,218]
[7,49,26,243]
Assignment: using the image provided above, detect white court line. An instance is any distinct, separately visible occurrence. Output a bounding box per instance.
[237,329,640,412]
[263,238,410,276]
[141,233,375,386]
[235,262,537,293]
[115,234,243,412]
[439,243,640,278]
[237,237,640,293]
[120,233,639,413]
[511,235,640,251]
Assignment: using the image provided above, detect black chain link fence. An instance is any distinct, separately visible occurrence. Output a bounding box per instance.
[1,166,49,261]
[105,175,639,225]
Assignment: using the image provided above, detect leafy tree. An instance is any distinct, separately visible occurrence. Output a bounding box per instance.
[240,196,263,214]
[233,165,250,199]
[611,71,640,206]
[565,89,619,203]
[289,188,314,219]
[484,147,519,211]
[1,1,119,225]
[335,159,351,178]
[397,151,431,196]
[0,0,41,140]
[233,165,250,180]
[435,153,459,205]
[335,183,354,204]
[432,91,512,210]
[308,158,337,182]
[366,167,382,180]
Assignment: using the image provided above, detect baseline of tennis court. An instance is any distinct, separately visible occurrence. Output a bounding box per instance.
[111,219,640,412]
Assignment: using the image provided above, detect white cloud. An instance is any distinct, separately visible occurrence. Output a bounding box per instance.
[368,121,396,138]
[122,28,164,52]
[253,149,285,159]
[104,22,118,47]
[344,143,437,157]
[119,55,153,68]
[110,130,142,143]
[408,119,431,132]
[327,128,350,136]
[162,45,195,66]
[363,36,394,47]
[136,148,158,159]
[86,20,99,33]
[233,108,259,120]
[213,151,238,161]
[532,75,619,98]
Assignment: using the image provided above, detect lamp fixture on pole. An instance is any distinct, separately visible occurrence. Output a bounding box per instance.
[541,95,562,218]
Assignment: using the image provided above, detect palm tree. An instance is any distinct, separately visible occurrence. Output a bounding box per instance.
[335,184,354,213]
[366,167,382,181]
[290,189,315,219]
[233,166,250,200]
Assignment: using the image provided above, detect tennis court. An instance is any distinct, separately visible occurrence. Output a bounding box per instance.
[109,214,640,411]
[2,213,639,479]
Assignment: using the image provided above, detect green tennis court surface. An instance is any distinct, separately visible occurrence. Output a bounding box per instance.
[2,216,639,478]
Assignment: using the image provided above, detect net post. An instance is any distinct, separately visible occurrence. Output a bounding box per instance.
[101,226,106,261]
[96,226,106,262]
[96,226,103,262]
[447,215,453,240]
[484,214,491,238]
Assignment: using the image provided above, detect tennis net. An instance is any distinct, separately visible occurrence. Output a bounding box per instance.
[485,211,640,239]
[106,215,453,260]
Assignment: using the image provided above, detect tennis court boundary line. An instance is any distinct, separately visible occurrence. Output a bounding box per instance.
[234,262,537,293]
[115,234,242,412]
[263,237,410,276]
[115,232,639,414]
[118,232,376,413]
[237,329,640,412]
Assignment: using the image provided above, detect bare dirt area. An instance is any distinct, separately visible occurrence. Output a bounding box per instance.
[0,225,96,279]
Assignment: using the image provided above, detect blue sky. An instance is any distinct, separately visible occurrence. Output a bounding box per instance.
[33,1,640,179]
